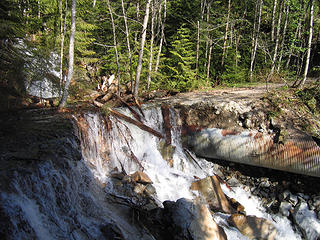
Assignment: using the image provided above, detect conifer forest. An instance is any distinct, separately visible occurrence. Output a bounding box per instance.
[1,0,320,105]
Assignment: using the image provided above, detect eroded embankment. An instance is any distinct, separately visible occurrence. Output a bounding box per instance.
[152,87,320,177]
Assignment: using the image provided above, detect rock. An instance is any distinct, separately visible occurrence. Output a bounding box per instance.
[308,199,316,211]
[111,172,125,180]
[293,201,320,240]
[229,198,245,214]
[297,193,310,200]
[259,178,270,188]
[227,214,277,240]
[313,196,320,211]
[133,183,146,194]
[190,176,234,213]
[288,194,299,206]
[158,140,176,167]
[144,184,156,195]
[279,201,292,217]
[189,204,227,240]
[226,176,240,187]
[129,171,153,184]
[279,190,291,201]
[100,223,124,240]
[163,198,227,240]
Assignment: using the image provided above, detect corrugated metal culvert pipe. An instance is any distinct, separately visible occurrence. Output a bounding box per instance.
[185,128,320,177]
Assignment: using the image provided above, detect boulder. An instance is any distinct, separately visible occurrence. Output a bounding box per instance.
[129,171,153,184]
[189,204,227,240]
[190,176,234,213]
[227,214,277,240]
[163,198,227,240]
[279,201,292,217]
[100,223,124,240]
[133,183,147,194]
[111,172,125,180]
[158,140,175,167]
[229,198,245,214]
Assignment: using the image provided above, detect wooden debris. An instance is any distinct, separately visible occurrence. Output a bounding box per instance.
[93,100,104,108]
[130,150,144,171]
[115,95,143,122]
[134,98,145,118]
[101,92,113,102]
[161,104,172,145]
[109,108,163,139]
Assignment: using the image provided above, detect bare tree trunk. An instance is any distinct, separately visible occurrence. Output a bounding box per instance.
[134,0,151,99]
[221,0,231,66]
[235,32,241,67]
[298,0,314,88]
[196,20,200,75]
[201,0,207,18]
[93,0,96,8]
[296,0,308,76]
[37,0,41,18]
[235,7,246,67]
[230,22,233,48]
[270,0,283,76]
[277,0,289,73]
[271,0,277,42]
[155,1,162,37]
[147,0,156,89]
[206,38,213,87]
[155,0,167,73]
[286,17,301,69]
[204,2,211,71]
[134,2,140,47]
[195,0,206,75]
[107,0,121,95]
[59,0,67,96]
[59,0,76,108]
[121,0,134,92]
[249,0,263,81]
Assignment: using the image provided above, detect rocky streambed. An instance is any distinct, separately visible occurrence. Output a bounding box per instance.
[214,159,320,239]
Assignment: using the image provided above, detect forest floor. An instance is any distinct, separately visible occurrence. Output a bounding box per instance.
[160,79,317,103]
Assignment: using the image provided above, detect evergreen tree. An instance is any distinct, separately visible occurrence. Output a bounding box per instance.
[0,0,26,99]
[167,24,197,91]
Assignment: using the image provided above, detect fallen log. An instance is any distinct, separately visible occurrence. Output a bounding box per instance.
[134,98,145,118]
[93,100,104,108]
[115,95,143,123]
[109,108,163,139]
[161,104,172,145]
[101,92,113,102]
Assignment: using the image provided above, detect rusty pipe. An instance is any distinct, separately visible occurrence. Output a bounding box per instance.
[185,128,320,177]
